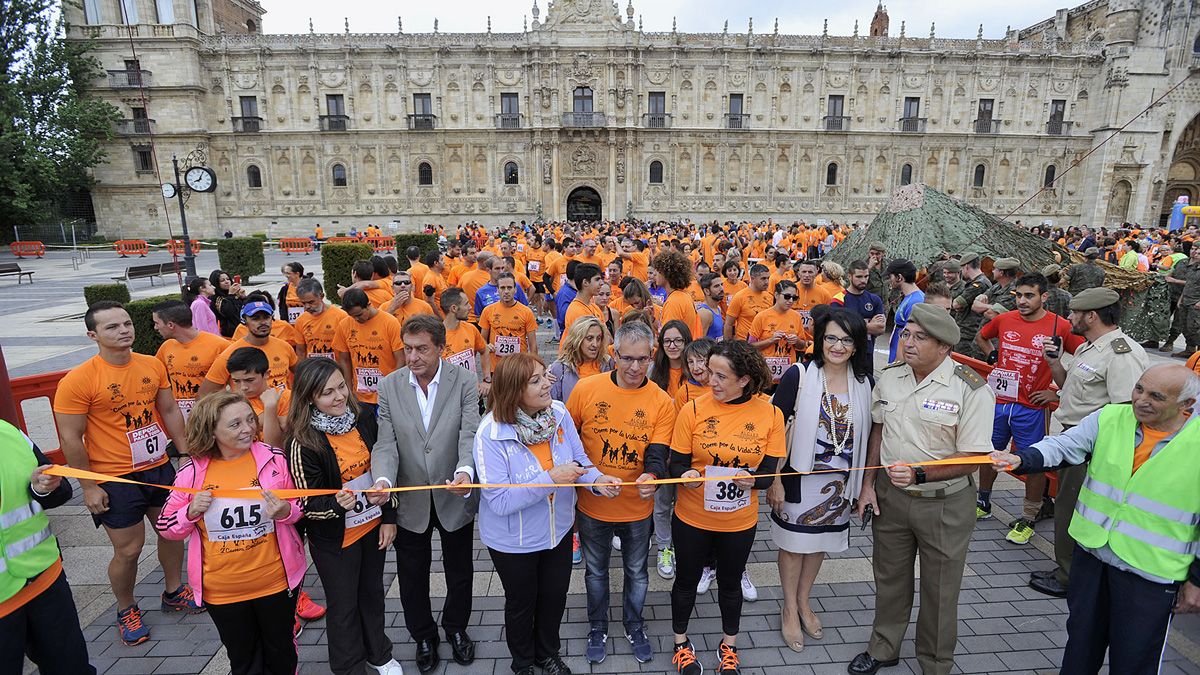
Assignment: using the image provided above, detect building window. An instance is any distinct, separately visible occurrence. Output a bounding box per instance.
[326,94,345,116]
[246,19,256,33]
[973,164,986,187]
[83,0,101,23]
[246,165,262,188]
[119,0,138,24]
[331,163,347,187]
[1194,33,1200,53]
[418,162,433,186]
[133,147,154,172]
[900,163,913,186]
[413,93,432,115]
[903,97,920,118]
[826,163,839,186]
[1044,165,1057,188]
[649,160,664,184]
[573,87,593,113]
[155,0,175,23]
[504,161,519,185]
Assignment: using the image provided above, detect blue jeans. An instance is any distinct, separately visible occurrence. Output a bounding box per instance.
[576,511,651,634]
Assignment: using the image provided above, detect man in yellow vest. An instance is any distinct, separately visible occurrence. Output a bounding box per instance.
[0,420,94,672]
[991,363,1200,674]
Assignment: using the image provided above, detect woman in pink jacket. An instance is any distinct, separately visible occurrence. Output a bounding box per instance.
[157,391,306,675]
[185,276,221,336]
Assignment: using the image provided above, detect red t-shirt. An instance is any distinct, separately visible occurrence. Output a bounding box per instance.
[978,311,1083,407]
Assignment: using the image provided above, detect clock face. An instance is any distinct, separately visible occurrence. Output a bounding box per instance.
[161,182,177,199]
[185,167,215,192]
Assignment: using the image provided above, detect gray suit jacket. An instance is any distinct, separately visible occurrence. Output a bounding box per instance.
[371,360,480,533]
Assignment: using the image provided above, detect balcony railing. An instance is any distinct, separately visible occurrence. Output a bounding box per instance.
[643,112,672,129]
[114,118,155,135]
[898,117,927,133]
[725,113,749,129]
[1046,120,1073,135]
[495,113,522,129]
[408,114,437,130]
[319,115,350,131]
[973,118,1001,134]
[823,115,851,131]
[232,116,263,133]
[562,111,606,127]
[107,69,152,87]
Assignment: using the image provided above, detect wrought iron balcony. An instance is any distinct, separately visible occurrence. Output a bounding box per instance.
[107,69,152,87]
[408,114,437,130]
[114,118,155,135]
[495,113,522,129]
[1046,120,1073,136]
[898,117,927,133]
[232,116,263,133]
[319,115,350,131]
[823,115,851,131]
[562,111,606,127]
[642,112,671,129]
[724,113,750,129]
[973,119,1001,134]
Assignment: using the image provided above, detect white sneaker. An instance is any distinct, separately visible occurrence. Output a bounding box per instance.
[696,566,716,593]
[741,570,758,602]
[612,534,622,551]
[369,659,404,675]
[656,546,676,579]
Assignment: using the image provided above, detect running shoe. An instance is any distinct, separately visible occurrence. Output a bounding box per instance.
[696,567,716,593]
[1034,497,1055,523]
[1006,518,1034,545]
[585,629,608,664]
[657,546,676,579]
[717,642,741,675]
[612,534,622,551]
[627,627,653,663]
[368,659,404,675]
[572,533,583,565]
[976,499,992,520]
[740,571,757,602]
[294,615,304,639]
[161,584,204,613]
[672,641,703,675]
[296,590,326,620]
[117,604,150,646]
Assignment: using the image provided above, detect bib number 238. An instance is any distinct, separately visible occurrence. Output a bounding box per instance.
[703,465,750,513]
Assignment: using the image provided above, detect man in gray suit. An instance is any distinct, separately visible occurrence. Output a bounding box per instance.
[369,314,480,673]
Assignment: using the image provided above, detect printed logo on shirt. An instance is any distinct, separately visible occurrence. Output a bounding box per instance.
[593,401,612,424]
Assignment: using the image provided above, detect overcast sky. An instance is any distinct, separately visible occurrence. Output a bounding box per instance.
[258,0,1067,40]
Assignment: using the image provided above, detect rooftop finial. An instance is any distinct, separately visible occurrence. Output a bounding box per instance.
[638,15,642,31]
[344,17,349,33]
[748,17,753,34]
[978,23,984,40]
[531,0,539,20]
[524,15,527,30]
[626,0,634,20]
[487,16,491,33]
[853,19,858,37]
[899,20,905,38]
[398,16,403,33]
[434,18,439,33]
[672,16,676,32]
[308,17,313,33]
[930,22,935,39]
[723,20,728,34]
[822,19,827,38]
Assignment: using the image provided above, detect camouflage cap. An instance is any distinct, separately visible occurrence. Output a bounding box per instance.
[942,260,962,273]
[910,303,961,346]
[993,257,1022,271]
[1069,287,1120,311]
[869,241,886,253]
[1084,247,1100,257]
[958,252,980,267]
[1041,263,1062,277]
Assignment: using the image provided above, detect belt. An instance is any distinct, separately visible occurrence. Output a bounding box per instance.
[901,477,971,499]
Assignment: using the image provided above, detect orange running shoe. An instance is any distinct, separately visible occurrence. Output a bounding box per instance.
[717,642,740,675]
[295,590,326,621]
[671,641,702,674]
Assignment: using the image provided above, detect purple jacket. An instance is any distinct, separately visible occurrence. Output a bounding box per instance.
[190,296,221,336]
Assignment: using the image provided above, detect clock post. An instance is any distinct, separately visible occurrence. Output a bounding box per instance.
[171,156,198,278]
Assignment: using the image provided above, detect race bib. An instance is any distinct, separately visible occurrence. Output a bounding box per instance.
[177,399,195,421]
[987,368,1020,400]
[704,466,751,513]
[495,335,521,356]
[799,310,812,331]
[343,473,382,530]
[287,305,303,323]
[310,351,335,359]
[527,261,541,272]
[356,367,383,394]
[447,349,477,372]
[127,422,167,469]
[204,497,275,543]
[766,357,790,381]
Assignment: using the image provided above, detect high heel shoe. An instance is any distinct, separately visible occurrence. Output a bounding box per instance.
[800,609,824,640]
[781,608,804,653]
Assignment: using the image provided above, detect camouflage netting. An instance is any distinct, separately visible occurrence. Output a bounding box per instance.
[828,183,1069,271]
[1065,250,1171,343]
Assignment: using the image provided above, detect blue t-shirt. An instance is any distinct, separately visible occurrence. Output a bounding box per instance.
[889,289,926,362]
[474,283,529,318]
[838,290,885,353]
[554,284,578,334]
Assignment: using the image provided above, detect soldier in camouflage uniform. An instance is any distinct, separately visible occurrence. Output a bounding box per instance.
[1170,245,1200,358]
[866,241,887,299]
[943,260,965,301]
[1040,263,1073,319]
[1161,246,1193,352]
[926,251,953,284]
[974,257,1021,318]
[951,252,991,359]
[1064,247,1106,295]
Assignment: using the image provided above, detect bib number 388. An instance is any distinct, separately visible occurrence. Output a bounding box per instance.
[703,465,751,513]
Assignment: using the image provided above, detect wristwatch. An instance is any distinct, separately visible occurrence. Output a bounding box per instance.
[913,466,927,485]
[482,377,492,383]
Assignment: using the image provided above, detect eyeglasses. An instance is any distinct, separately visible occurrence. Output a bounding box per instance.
[823,335,856,348]
[615,353,652,366]
[899,329,932,343]
[662,338,686,347]
[780,294,798,302]
[393,280,412,286]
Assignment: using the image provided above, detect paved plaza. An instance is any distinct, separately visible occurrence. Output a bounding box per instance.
[5,247,1200,675]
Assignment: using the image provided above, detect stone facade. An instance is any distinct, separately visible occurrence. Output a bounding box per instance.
[67,0,1200,238]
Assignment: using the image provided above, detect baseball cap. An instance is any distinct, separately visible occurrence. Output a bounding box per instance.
[241,301,273,317]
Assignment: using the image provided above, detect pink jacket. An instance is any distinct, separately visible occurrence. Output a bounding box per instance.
[156,442,306,606]
[191,296,220,336]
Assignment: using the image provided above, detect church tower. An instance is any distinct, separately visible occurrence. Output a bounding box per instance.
[869,3,889,37]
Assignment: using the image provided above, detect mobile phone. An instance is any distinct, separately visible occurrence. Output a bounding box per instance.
[233,274,241,285]
[1046,335,1062,359]
[860,504,875,531]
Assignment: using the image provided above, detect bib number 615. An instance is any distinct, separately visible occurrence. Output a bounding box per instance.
[220,504,263,529]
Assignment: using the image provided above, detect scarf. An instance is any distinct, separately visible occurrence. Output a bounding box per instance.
[789,362,873,498]
[310,409,356,436]
[515,406,557,446]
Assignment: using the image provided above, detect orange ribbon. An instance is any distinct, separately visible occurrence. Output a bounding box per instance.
[43,455,992,499]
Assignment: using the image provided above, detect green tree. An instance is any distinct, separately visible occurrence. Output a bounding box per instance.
[0,0,120,240]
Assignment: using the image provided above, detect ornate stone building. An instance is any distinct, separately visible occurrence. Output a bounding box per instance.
[67,0,1200,238]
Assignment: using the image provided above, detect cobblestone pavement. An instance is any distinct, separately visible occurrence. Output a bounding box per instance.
[7,248,1200,674]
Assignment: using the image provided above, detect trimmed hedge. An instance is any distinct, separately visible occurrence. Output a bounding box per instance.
[393,234,440,271]
[84,283,132,307]
[128,292,184,355]
[217,237,266,283]
[321,243,373,305]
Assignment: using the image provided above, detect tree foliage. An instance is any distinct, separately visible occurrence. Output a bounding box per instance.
[0,0,121,236]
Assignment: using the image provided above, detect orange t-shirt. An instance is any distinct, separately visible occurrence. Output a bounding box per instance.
[246,389,291,442]
[726,288,775,340]
[545,255,575,290]
[390,297,436,326]
[233,319,304,349]
[294,305,349,358]
[1133,425,1174,474]
[674,380,712,410]
[155,332,231,418]
[794,284,835,332]
[528,440,553,471]
[443,322,487,373]
[564,299,605,334]
[282,284,304,323]
[1186,351,1200,375]
[364,285,393,309]
[330,429,380,547]
[408,262,431,291]
[750,308,806,381]
[577,361,602,379]
[672,394,786,532]
[525,249,548,282]
[623,251,650,281]
[480,302,538,359]
[332,311,404,404]
[662,290,701,339]
[566,373,676,522]
[197,452,289,605]
[206,336,298,391]
[53,353,171,476]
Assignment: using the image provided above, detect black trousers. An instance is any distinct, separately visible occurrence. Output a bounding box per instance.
[310,529,392,674]
[0,570,95,675]
[394,507,475,641]
[671,515,756,636]
[205,587,298,675]
[1061,546,1180,675]
[488,532,573,671]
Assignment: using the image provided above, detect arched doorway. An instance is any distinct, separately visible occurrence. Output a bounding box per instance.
[1162,114,1200,224]
[566,186,602,222]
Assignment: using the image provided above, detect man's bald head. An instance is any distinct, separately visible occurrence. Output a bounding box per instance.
[1131,364,1200,427]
